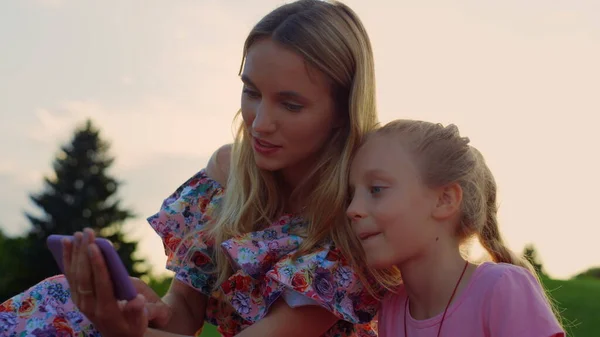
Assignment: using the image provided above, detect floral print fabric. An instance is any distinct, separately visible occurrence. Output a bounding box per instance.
[0,275,101,337]
[0,169,380,337]
[148,169,381,336]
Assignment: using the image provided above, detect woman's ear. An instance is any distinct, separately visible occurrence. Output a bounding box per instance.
[431,182,463,220]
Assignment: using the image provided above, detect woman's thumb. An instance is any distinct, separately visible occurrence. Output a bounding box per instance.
[145,301,172,327]
[123,294,149,331]
[130,277,160,301]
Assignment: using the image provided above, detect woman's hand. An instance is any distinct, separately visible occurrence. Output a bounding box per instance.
[62,228,149,337]
[127,277,172,328]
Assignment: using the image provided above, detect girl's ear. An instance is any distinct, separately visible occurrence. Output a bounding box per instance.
[431,182,463,220]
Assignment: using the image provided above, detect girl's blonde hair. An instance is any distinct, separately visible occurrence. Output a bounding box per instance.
[205,0,397,295]
[372,119,563,322]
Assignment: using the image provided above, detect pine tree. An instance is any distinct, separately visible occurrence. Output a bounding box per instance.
[1,119,146,300]
[522,244,545,277]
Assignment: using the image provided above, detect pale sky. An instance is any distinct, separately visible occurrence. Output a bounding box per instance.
[1,0,598,280]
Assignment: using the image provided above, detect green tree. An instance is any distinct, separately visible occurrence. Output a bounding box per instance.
[0,119,146,300]
[0,230,30,297]
[522,244,545,277]
[574,267,600,280]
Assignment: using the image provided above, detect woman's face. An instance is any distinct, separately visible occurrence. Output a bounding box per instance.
[241,38,339,185]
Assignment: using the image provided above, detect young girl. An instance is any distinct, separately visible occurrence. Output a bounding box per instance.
[347,119,565,337]
[0,1,395,336]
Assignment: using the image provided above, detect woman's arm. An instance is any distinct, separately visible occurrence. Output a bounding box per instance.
[206,143,232,186]
[156,278,208,335]
[234,298,339,337]
[152,144,232,334]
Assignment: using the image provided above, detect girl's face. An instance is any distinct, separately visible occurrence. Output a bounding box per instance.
[347,134,440,269]
[241,38,338,185]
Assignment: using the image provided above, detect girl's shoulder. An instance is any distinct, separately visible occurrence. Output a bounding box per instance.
[473,261,540,292]
[476,261,547,302]
[475,262,565,336]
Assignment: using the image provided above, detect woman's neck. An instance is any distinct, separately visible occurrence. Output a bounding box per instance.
[398,240,475,320]
[280,160,314,190]
[280,166,318,214]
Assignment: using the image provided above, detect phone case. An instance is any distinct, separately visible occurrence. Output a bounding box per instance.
[46,234,137,301]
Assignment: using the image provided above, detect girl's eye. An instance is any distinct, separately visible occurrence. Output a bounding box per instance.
[370,186,383,194]
[242,88,260,99]
[283,102,303,112]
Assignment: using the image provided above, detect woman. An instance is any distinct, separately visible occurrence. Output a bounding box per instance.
[0,1,396,336]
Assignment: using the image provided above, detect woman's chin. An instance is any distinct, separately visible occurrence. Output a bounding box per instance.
[253,158,284,172]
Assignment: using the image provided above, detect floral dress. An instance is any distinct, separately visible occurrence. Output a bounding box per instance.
[0,169,381,337]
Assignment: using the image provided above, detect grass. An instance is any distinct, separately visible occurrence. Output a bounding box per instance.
[198,324,220,337]
[541,277,600,337]
[150,276,600,337]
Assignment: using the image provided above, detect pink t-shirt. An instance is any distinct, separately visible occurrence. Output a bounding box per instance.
[378,262,565,337]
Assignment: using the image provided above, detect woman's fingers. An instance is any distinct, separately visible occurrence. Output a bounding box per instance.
[87,243,147,336]
[68,229,151,337]
[75,229,96,312]
[62,237,77,303]
[124,294,146,313]
[62,237,74,287]
[145,301,172,327]
[122,294,149,334]
[117,300,127,311]
[88,241,118,311]
[130,277,172,327]
[62,237,73,273]
[71,232,82,275]
[68,232,83,305]
[62,229,149,336]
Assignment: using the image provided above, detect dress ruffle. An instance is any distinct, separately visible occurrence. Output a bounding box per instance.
[147,169,224,295]
[148,169,380,336]
[220,218,380,325]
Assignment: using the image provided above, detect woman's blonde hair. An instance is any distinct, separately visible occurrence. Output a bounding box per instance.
[372,119,563,323]
[204,0,396,294]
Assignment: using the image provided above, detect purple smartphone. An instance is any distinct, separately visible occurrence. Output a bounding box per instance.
[47,234,137,301]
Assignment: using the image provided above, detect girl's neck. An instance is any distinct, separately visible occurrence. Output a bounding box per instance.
[398,240,475,320]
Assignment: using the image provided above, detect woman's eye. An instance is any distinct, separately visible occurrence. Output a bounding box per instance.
[242,88,260,99]
[283,102,303,112]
